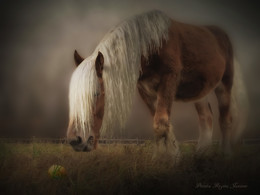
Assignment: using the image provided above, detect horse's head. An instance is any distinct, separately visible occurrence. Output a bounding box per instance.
[67,50,105,152]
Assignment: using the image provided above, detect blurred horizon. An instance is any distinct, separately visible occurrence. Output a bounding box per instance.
[0,0,259,140]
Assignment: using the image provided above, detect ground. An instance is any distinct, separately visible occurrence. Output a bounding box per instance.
[0,141,259,194]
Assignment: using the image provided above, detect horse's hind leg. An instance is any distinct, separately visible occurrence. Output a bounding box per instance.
[215,82,233,154]
[194,97,213,151]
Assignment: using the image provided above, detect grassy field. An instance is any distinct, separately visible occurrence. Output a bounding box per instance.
[0,141,259,195]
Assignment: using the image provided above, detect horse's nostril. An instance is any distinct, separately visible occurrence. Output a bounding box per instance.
[69,136,82,146]
[76,136,82,143]
[69,136,94,152]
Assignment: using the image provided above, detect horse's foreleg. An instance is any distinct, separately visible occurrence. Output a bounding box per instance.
[153,73,179,156]
[194,98,213,151]
[137,85,156,116]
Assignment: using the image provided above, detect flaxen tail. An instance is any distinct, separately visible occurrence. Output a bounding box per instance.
[231,59,249,143]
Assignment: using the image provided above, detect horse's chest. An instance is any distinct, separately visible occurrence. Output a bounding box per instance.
[138,74,160,98]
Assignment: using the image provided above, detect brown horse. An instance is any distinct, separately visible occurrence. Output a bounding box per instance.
[67,10,247,154]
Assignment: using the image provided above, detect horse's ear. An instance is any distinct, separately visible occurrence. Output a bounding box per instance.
[74,50,84,66]
[95,51,104,78]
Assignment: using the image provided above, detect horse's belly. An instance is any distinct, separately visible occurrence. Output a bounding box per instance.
[174,72,220,102]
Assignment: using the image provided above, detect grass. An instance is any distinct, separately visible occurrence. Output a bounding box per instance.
[0,141,259,195]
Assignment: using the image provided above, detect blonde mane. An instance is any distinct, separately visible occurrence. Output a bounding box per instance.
[69,10,171,138]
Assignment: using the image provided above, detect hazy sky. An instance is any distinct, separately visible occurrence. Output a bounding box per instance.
[0,0,259,140]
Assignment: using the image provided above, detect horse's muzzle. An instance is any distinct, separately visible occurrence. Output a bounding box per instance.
[69,136,94,152]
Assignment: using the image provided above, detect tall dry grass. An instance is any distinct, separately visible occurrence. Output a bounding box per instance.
[0,141,259,194]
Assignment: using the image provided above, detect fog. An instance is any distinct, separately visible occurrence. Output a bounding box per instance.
[0,0,259,140]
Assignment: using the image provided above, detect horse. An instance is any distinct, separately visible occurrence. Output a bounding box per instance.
[67,10,248,154]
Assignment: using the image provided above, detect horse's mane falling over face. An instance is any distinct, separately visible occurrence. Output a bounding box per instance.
[69,55,100,138]
[69,10,171,138]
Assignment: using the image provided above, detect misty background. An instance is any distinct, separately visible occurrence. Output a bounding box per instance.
[0,0,259,140]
